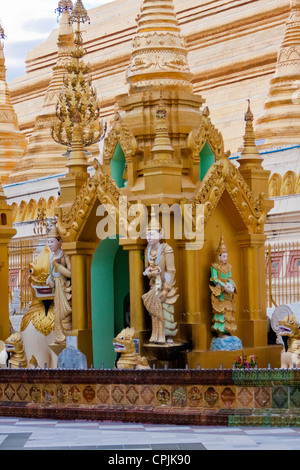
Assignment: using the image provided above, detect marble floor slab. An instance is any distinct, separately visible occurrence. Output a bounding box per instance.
[0,417,299,451]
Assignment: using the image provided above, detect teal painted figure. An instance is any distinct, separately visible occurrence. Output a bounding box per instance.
[210,234,237,336]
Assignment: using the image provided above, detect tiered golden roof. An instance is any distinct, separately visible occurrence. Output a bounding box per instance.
[127,0,193,92]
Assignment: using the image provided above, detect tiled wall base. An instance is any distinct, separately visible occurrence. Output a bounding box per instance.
[0,369,299,426]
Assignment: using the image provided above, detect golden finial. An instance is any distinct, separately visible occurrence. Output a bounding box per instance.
[243,99,256,146]
[216,234,228,255]
[244,99,253,122]
[148,206,162,232]
[56,0,73,15]
[51,0,105,174]
[69,0,90,25]
[238,99,262,162]
[0,22,5,40]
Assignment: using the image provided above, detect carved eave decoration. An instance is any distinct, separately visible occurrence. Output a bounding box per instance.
[184,158,268,235]
[187,107,227,163]
[57,161,132,241]
[103,112,138,166]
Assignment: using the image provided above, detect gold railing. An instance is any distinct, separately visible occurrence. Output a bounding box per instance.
[9,239,36,311]
[266,241,300,308]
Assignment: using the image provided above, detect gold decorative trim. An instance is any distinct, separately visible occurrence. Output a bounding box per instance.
[103,112,138,163]
[185,159,267,234]
[57,162,132,241]
[187,107,226,162]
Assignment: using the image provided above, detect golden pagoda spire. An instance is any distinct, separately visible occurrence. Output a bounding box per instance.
[255,0,300,148]
[0,23,27,182]
[151,93,174,163]
[238,100,271,200]
[45,0,74,111]
[51,0,104,175]
[7,2,75,183]
[127,0,193,92]
[238,100,263,167]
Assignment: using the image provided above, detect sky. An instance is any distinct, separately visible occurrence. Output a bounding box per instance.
[0,0,114,82]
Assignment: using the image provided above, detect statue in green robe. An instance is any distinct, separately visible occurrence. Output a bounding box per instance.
[210,234,237,335]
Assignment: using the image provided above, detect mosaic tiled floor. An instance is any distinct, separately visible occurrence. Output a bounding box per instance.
[0,417,300,450]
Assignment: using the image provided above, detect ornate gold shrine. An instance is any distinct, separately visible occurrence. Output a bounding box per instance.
[52,0,280,369]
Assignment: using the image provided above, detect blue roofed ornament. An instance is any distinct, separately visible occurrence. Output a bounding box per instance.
[69,0,90,25]
[56,0,73,15]
[0,23,5,41]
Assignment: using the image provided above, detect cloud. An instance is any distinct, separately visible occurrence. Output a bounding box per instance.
[1,0,114,82]
[23,17,57,36]
[4,39,43,82]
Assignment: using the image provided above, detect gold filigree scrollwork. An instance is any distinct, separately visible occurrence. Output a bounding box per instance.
[185,159,267,234]
[51,0,105,151]
[57,161,132,241]
[187,107,226,161]
[103,112,137,164]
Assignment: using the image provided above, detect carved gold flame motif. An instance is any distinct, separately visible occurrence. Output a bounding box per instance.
[51,0,105,154]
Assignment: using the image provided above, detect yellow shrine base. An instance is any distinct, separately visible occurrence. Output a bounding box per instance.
[185,345,282,370]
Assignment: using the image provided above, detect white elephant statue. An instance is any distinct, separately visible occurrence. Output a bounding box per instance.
[20,299,57,368]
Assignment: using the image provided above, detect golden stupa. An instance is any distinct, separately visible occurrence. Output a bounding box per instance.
[0,24,27,183]
[255,0,300,148]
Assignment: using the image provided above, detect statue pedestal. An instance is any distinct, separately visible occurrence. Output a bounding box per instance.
[210,335,243,351]
[184,345,282,369]
[144,341,189,369]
